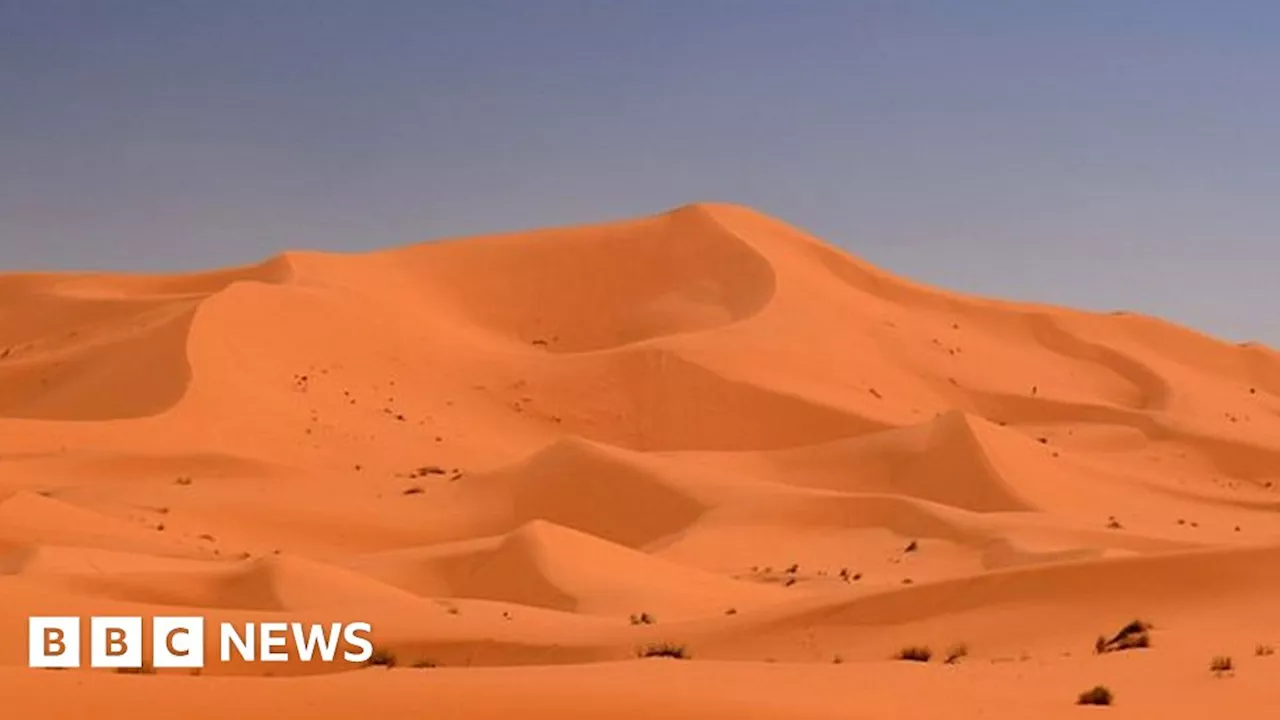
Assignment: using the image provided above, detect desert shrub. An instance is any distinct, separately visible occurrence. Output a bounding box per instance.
[639,643,689,659]
[1210,655,1233,674]
[1077,686,1113,706]
[895,645,932,662]
[366,649,396,668]
[1095,619,1151,654]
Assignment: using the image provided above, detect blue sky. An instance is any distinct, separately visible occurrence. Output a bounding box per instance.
[2,1,1278,344]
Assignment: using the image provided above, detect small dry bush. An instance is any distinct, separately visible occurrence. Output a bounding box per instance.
[1076,685,1113,706]
[1095,619,1152,654]
[366,649,396,668]
[895,645,932,662]
[639,643,689,659]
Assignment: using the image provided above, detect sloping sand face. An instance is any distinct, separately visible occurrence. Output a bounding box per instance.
[2,203,1278,718]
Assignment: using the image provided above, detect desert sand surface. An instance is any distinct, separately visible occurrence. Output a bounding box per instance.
[2,202,1279,718]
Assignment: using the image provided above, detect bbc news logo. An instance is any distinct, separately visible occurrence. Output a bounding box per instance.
[29,616,374,668]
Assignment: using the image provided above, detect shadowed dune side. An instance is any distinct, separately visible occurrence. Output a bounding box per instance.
[739,411,1038,513]
[652,483,1196,586]
[705,203,1274,406]
[1022,313,1176,411]
[959,388,1280,487]
[0,300,198,421]
[177,554,431,612]
[455,437,710,549]
[382,204,778,354]
[342,519,787,617]
[0,255,298,421]
[729,199,1277,401]
[518,348,891,452]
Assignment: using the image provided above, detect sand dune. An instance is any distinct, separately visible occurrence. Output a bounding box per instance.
[2,202,1278,717]
[343,518,787,617]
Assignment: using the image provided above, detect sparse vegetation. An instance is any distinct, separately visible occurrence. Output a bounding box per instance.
[402,486,424,495]
[1105,516,1123,530]
[366,649,397,668]
[115,665,156,674]
[175,476,193,486]
[411,659,438,669]
[1095,619,1152,654]
[629,612,656,625]
[1076,685,1114,706]
[724,608,737,616]
[904,540,919,553]
[1256,644,1275,657]
[895,645,932,662]
[944,643,969,664]
[1210,655,1234,675]
[639,643,689,659]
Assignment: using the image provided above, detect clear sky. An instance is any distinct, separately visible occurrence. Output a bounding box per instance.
[2,1,1278,345]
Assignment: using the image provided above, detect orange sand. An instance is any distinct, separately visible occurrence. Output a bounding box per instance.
[2,203,1278,718]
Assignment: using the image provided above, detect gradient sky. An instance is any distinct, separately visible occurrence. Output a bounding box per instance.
[3,1,1278,344]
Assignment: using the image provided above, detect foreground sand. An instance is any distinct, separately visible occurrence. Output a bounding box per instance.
[2,203,1278,717]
